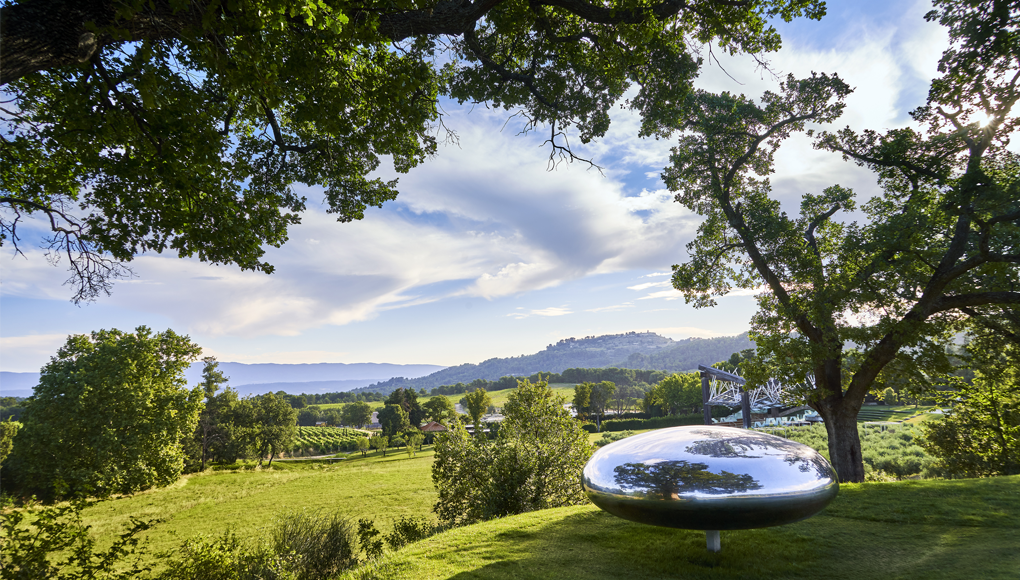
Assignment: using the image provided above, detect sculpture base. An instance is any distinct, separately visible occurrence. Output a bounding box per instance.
[706,530,720,552]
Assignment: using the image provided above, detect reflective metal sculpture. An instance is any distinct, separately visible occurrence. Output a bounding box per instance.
[583,426,838,551]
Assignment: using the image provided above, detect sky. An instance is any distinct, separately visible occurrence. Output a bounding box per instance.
[0,0,952,374]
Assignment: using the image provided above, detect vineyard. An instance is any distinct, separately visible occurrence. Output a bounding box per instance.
[289,426,369,456]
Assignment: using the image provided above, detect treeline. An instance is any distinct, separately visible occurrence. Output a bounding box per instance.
[354,332,755,395]
[261,390,384,407]
[0,396,25,421]
[430,367,672,396]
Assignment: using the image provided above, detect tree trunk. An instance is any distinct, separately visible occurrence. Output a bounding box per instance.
[816,399,866,482]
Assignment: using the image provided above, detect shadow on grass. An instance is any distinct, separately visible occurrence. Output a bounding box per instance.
[347,475,1020,580]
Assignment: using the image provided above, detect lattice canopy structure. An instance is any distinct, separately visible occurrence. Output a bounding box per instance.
[697,365,806,428]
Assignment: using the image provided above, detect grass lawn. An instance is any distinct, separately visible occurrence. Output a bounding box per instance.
[81,448,439,559]
[342,475,1020,580]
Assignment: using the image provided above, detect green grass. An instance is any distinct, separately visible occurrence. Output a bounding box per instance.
[856,405,938,423]
[81,449,439,560]
[342,475,1020,580]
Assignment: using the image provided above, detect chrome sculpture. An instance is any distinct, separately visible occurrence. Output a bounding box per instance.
[582,426,838,552]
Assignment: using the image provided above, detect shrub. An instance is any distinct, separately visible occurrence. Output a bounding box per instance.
[594,430,637,448]
[1,499,154,580]
[384,516,440,550]
[271,511,360,580]
[433,379,592,526]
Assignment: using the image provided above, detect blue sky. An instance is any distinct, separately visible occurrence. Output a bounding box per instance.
[0,0,951,373]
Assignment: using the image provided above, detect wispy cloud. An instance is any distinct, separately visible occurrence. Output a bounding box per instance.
[507,306,573,320]
[585,302,634,313]
[627,281,670,291]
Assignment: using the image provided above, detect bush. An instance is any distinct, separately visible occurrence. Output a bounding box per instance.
[594,431,637,448]
[1,499,154,580]
[433,379,592,526]
[384,516,441,550]
[271,510,361,580]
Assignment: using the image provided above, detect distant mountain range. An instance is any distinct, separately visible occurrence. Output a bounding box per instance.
[353,331,755,394]
[0,362,446,398]
[0,331,755,398]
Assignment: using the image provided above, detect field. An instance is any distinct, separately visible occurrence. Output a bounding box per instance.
[80,449,438,562]
[290,426,368,454]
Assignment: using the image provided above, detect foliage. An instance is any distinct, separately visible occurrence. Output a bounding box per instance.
[191,357,236,472]
[231,393,298,467]
[10,327,202,498]
[370,435,389,457]
[377,333,754,396]
[582,414,705,433]
[155,532,295,580]
[422,396,457,425]
[919,338,1020,477]
[665,1,1020,481]
[594,430,637,448]
[356,519,383,560]
[1,0,826,301]
[462,388,491,432]
[270,510,361,580]
[644,373,702,416]
[0,418,21,468]
[432,378,592,526]
[378,404,411,437]
[384,389,425,428]
[341,401,374,429]
[0,498,154,579]
[290,426,368,456]
[155,510,382,580]
[588,381,617,430]
[383,516,440,551]
[356,437,370,457]
[571,382,590,421]
[766,423,936,480]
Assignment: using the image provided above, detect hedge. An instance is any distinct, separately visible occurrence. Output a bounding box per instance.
[582,414,705,433]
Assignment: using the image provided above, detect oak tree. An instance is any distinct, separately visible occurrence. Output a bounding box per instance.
[11,326,203,498]
[0,0,825,301]
[666,0,1020,481]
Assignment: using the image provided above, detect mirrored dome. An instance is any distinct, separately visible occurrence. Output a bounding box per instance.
[583,425,838,530]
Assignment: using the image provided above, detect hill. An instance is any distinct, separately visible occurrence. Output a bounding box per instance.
[354,331,754,394]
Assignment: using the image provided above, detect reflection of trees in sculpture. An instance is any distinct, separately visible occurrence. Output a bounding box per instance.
[683,431,830,477]
[613,461,762,499]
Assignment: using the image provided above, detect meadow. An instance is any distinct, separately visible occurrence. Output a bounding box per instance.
[80,450,439,561]
[339,475,1020,580]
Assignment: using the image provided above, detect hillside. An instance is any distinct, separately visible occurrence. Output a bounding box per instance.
[354,331,754,394]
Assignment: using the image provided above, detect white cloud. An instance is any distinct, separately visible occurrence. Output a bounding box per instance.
[638,289,685,301]
[507,306,573,319]
[627,281,670,291]
[585,302,634,313]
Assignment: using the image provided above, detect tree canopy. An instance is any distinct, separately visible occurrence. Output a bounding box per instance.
[10,326,203,498]
[666,0,1020,481]
[432,378,591,525]
[0,0,824,301]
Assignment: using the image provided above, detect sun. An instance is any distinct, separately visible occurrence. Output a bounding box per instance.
[969,110,993,127]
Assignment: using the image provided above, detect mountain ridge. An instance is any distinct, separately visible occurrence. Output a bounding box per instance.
[353,331,755,394]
